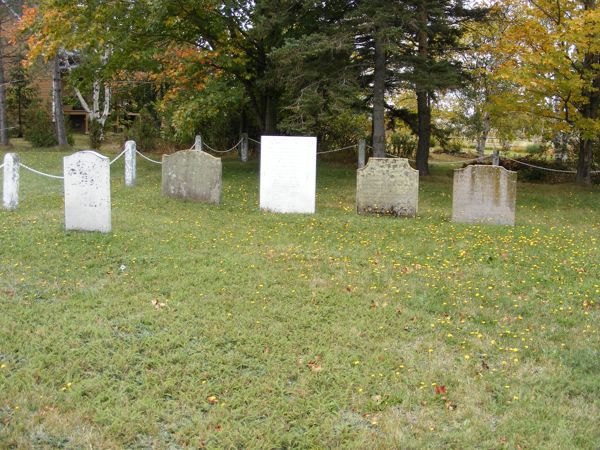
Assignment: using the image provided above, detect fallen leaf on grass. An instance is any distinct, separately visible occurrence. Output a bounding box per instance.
[434,385,447,395]
[445,400,457,411]
[207,395,218,405]
[151,300,166,310]
[307,357,322,373]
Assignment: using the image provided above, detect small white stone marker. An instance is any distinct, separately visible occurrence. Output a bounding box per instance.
[259,135,317,213]
[64,151,111,233]
[124,140,136,187]
[2,153,19,210]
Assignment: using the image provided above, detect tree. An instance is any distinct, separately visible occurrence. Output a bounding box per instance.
[495,0,600,184]
[395,0,487,175]
[6,62,36,137]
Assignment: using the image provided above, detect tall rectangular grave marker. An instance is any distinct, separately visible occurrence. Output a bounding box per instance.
[162,150,222,204]
[452,165,517,226]
[357,158,418,217]
[64,151,111,232]
[259,135,317,213]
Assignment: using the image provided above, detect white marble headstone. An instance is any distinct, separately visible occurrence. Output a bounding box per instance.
[64,151,111,233]
[259,135,317,213]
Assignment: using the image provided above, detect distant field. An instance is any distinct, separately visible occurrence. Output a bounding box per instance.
[1,150,598,448]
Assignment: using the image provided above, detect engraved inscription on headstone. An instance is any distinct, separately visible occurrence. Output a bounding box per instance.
[259,135,317,213]
[356,158,418,217]
[162,150,222,204]
[452,165,517,226]
[64,151,111,233]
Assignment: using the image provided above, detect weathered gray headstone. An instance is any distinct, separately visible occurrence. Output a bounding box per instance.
[452,165,517,226]
[356,157,418,217]
[124,140,136,187]
[259,135,317,213]
[2,153,19,210]
[162,150,222,204]
[64,151,111,233]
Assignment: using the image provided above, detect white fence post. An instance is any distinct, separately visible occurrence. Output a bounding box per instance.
[492,150,500,166]
[194,135,202,151]
[3,153,19,210]
[358,139,366,168]
[125,140,136,187]
[241,133,249,162]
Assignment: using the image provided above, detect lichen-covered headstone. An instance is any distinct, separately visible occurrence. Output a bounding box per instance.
[259,135,317,213]
[162,150,222,204]
[356,158,418,217]
[452,165,517,226]
[2,153,19,210]
[64,151,111,233]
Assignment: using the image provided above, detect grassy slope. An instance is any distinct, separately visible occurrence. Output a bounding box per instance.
[1,149,599,449]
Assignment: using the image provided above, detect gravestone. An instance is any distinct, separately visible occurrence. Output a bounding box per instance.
[452,165,517,226]
[259,135,317,213]
[356,157,418,217]
[3,153,19,210]
[162,150,221,204]
[64,151,111,232]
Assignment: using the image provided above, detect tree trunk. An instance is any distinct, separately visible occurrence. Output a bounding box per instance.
[0,25,9,147]
[264,94,277,134]
[577,0,599,184]
[52,56,68,147]
[372,33,386,158]
[476,111,490,157]
[576,138,593,184]
[415,3,430,176]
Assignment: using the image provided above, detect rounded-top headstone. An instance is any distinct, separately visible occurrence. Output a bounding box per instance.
[356,157,419,217]
[64,150,111,233]
[161,150,222,204]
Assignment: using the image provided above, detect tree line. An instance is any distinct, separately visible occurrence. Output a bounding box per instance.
[1,0,598,183]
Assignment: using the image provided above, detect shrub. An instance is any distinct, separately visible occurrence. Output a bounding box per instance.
[441,139,463,154]
[389,129,417,158]
[127,108,160,151]
[24,109,57,147]
[524,143,549,155]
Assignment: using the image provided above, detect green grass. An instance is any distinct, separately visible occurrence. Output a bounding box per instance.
[1,149,599,449]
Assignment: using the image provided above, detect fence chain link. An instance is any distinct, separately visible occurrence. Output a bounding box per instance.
[136,150,163,164]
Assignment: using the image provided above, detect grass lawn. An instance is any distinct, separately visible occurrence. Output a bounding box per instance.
[1,148,599,449]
